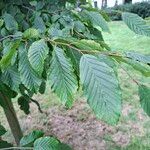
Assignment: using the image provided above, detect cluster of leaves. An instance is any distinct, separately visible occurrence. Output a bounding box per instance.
[0,0,149,149]
[19,130,72,150]
[0,124,71,150]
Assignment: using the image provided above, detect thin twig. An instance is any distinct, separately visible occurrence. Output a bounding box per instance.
[74,30,85,38]
[30,98,43,113]
[41,9,65,15]
[119,63,139,85]
[47,38,124,57]
[21,5,34,12]
[0,35,18,42]
[49,38,140,85]
[48,39,84,55]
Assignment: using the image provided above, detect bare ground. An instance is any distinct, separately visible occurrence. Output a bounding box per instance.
[19,97,149,150]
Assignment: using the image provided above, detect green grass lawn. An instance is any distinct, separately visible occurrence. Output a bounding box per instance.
[103,21,150,54]
[103,21,150,149]
[0,21,150,149]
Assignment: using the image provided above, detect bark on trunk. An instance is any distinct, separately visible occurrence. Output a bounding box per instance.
[0,92,23,145]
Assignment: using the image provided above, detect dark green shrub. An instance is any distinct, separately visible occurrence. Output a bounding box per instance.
[105,2,150,21]
[131,2,150,18]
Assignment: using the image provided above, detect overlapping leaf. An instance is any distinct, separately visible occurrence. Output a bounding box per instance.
[20,130,44,147]
[72,39,103,51]
[0,40,20,70]
[0,141,12,149]
[54,38,104,51]
[23,28,40,39]
[122,12,150,37]
[34,136,72,150]
[66,47,82,74]
[80,5,111,21]
[121,58,150,77]
[28,39,49,76]
[80,55,122,124]
[34,137,60,150]
[0,19,4,28]
[18,96,30,115]
[34,16,46,33]
[19,45,42,93]
[74,21,86,33]
[139,85,150,116]
[48,47,78,108]
[81,10,110,32]
[126,52,150,65]
[0,124,6,136]
[3,13,18,31]
[0,66,21,91]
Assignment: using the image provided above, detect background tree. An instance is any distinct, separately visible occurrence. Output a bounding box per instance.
[115,0,118,6]
[102,0,107,8]
[123,0,132,4]
[94,1,98,8]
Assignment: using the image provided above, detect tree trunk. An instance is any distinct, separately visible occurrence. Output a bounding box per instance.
[0,92,23,145]
[102,0,107,8]
[94,1,98,8]
[123,0,132,4]
[115,0,118,6]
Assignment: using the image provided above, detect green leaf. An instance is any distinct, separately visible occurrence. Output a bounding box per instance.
[81,10,110,32]
[122,12,150,37]
[74,21,85,33]
[3,13,18,31]
[0,19,4,28]
[72,39,104,51]
[139,85,150,117]
[30,1,37,6]
[51,14,60,23]
[34,136,71,150]
[0,66,21,91]
[18,96,30,115]
[48,47,78,108]
[0,41,20,70]
[111,54,150,77]
[20,130,44,147]
[98,41,111,51]
[80,55,122,125]
[28,39,49,76]
[23,28,40,39]
[125,52,150,65]
[0,140,13,149]
[48,26,63,38]
[34,16,46,33]
[18,45,42,93]
[39,81,46,94]
[98,55,117,70]
[80,5,111,22]
[99,10,111,22]
[66,47,82,74]
[122,58,150,77]
[58,143,72,150]
[34,137,60,150]
[0,83,17,101]
[1,27,9,36]
[55,38,104,51]
[86,27,104,40]
[0,124,7,136]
